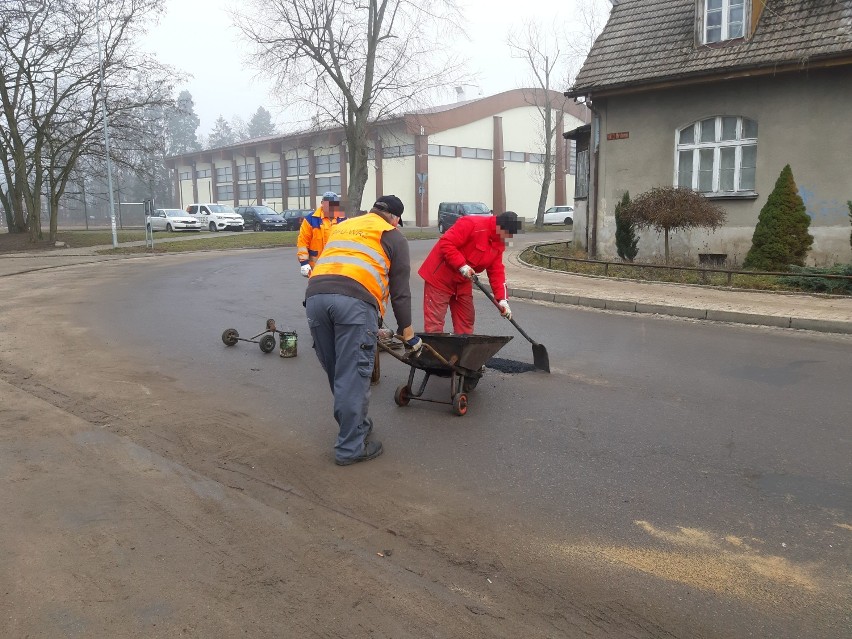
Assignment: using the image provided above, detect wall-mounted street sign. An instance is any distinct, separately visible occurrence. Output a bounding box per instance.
[607,132,629,141]
[416,172,428,184]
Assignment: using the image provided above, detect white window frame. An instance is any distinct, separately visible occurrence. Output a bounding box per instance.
[674,115,757,196]
[702,0,747,44]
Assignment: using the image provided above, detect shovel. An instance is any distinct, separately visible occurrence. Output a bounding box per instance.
[472,275,550,373]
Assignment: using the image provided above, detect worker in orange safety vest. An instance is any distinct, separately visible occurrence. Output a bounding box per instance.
[297,191,346,276]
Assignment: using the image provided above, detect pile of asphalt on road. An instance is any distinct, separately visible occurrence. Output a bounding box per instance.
[485,357,536,373]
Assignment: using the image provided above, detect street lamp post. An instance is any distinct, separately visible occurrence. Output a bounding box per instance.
[96,0,118,248]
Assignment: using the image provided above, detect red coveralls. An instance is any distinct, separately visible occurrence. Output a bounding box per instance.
[418,215,508,334]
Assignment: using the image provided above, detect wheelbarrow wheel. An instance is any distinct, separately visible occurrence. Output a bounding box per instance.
[452,393,468,416]
[462,376,479,392]
[222,328,239,346]
[259,334,276,353]
[394,384,411,407]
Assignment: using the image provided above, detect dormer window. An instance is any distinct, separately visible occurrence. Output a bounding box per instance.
[703,0,746,43]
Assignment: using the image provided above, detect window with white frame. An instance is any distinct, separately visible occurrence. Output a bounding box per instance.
[179,171,191,180]
[428,144,456,157]
[503,151,525,162]
[196,168,211,178]
[317,176,342,195]
[260,161,280,179]
[216,166,232,183]
[315,153,341,173]
[237,163,256,181]
[676,116,757,194]
[217,184,233,201]
[703,0,746,44]
[263,181,282,198]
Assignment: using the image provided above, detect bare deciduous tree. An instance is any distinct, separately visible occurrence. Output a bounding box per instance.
[0,0,174,242]
[508,21,570,229]
[235,0,467,212]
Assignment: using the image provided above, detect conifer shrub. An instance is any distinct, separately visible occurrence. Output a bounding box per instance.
[614,191,639,262]
[743,165,813,271]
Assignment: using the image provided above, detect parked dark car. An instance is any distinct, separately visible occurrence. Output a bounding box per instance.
[281,209,313,231]
[236,205,289,231]
[437,201,491,234]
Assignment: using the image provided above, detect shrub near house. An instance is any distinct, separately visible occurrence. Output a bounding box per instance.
[743,165,813,271]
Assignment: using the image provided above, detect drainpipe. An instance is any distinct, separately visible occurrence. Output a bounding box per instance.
[588,98,600,259]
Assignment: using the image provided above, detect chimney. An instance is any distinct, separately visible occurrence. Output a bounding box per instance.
[455,86,466,102]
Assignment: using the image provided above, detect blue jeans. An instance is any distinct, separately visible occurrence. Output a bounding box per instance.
[306,294,378,462]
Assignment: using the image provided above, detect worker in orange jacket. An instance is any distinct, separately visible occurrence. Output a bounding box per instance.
[297,191,346,276]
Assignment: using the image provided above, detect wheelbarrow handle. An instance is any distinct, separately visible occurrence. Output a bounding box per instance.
[471,275,539,346]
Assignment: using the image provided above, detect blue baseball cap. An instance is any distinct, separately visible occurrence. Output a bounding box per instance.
[321,191,339,202]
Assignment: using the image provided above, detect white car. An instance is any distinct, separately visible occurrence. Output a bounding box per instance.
[146,208,202,232]
[542,205,574,226]
[185,203,245,232]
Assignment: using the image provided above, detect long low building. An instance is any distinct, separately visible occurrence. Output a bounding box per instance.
[166,89,590,226]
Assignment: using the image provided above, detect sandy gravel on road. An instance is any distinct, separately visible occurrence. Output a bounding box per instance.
[1,258,849,638]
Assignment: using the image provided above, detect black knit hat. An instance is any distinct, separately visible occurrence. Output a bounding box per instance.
[373,195,404,218]
[495,210,521,234]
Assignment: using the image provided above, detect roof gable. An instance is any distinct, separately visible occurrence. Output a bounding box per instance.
[571,0,852,95]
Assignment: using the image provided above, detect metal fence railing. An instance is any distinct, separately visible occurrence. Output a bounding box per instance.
[525,241,852,289]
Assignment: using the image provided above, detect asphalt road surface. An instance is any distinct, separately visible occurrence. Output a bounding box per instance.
[52,241,852,637]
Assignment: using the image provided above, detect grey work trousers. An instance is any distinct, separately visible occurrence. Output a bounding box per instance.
[305,294,378,462]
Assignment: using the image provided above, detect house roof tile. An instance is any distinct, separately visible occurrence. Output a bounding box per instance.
[571,0,852,95]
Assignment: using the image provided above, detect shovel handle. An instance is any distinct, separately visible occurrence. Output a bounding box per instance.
[471,276,539,346]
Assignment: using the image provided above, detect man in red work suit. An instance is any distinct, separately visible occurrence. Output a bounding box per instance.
[418,211,521,334]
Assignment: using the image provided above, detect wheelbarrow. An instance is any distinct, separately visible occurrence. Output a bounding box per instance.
[221,319,297,356]
[377,333,512,416]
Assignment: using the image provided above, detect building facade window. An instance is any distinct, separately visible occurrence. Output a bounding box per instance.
[503,151,525,162]
[676,116,757,194]
[216,166,232,183]
[196,168,211,178]
[287,157,310,177]
[382,145,414,158]
[459,147,492,159]
[261,161,281,179]
[528,153,544,164]
[315,153,342,173]
[238,183,257,200]
[217,184,234,201]
[237,163,256,181]
[568,140,577,175]
[179,171,191,180]
[287,178,310,197]
[263,181,282,198]
[316,176,342,195]
[703,0,746,44]
[428,144,456,157]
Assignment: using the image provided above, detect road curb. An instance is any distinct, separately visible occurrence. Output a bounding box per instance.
[505,286,852,334]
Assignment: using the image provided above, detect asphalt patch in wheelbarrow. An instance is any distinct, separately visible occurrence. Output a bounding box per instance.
[485,357,537,374]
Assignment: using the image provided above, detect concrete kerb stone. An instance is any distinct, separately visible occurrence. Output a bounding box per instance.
[635,303,708,320]
[705,310,792,329]
[789,318,852,334]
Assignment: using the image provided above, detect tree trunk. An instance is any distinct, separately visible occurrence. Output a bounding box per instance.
[536,105,553,229]
[664,229,670,264]
[345,108,370,214]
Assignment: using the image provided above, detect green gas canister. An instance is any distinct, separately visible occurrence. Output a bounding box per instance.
[279,331,297,358]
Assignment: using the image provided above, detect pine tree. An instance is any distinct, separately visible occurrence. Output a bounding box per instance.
[614,191,638,262]
[166,90,201,155]
[247,107,276,138]
[207,116,235,149]
[743,165,813,271]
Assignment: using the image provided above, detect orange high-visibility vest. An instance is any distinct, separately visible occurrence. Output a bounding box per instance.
[311,214,394,315]
[297,207,346,266]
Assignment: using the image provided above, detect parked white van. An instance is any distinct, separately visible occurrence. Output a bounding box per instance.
[186,203,244,232]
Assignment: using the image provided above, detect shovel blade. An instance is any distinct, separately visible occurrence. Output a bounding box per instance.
[532,343,550,373]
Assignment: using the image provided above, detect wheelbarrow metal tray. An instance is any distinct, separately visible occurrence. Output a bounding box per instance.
[412,333,513,375]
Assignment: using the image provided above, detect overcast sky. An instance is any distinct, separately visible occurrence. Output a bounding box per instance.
[146,0,610,135]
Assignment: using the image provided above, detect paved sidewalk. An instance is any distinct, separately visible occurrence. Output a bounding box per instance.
[497,232,852,334]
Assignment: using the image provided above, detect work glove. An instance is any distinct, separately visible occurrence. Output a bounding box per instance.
[497,300,512,321]
[458,265,475,280]
[404,336,423,356]
[300,264,312,278]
